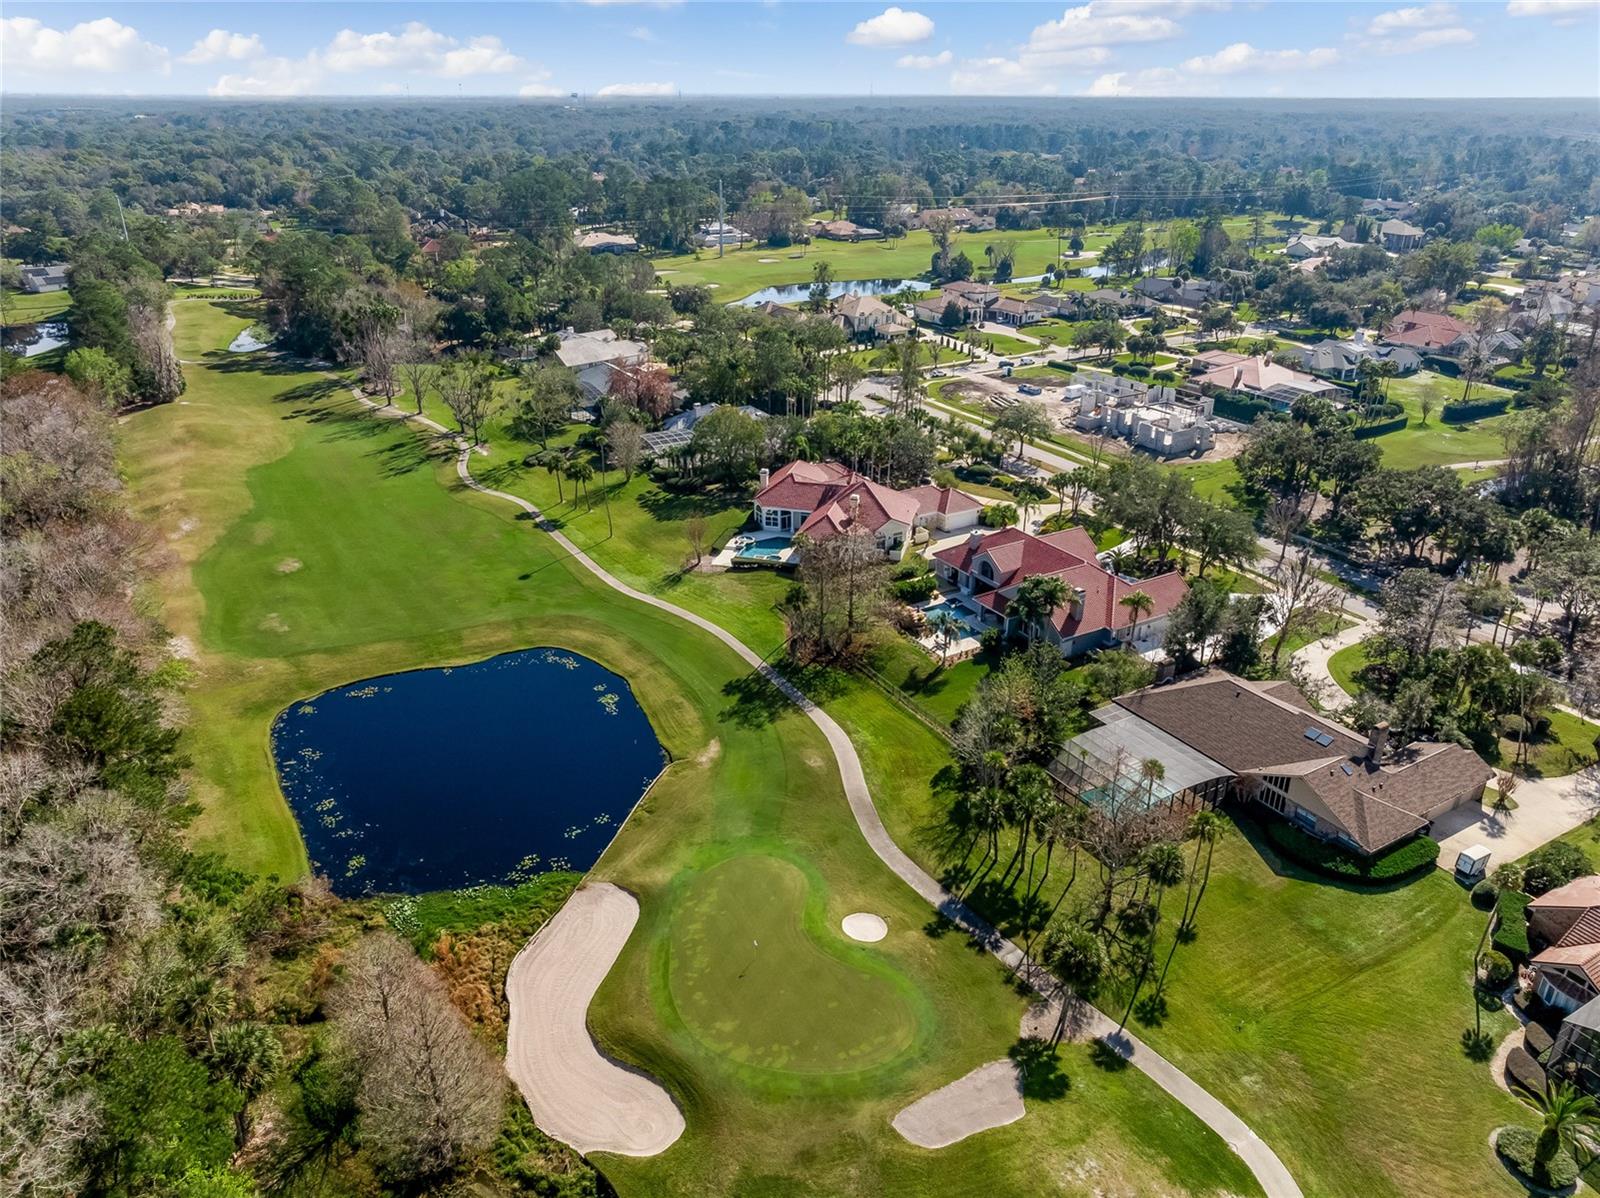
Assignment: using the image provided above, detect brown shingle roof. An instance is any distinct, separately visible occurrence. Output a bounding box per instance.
[1113,676,1368,773]
[1531,877,1600,911]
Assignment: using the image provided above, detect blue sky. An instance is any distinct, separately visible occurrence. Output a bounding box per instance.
[3,2,1596,98]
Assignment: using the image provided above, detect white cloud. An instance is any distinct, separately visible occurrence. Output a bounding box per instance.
[519,81,564,97]
[1360,4,1476,52]
[2,16,168,74]
[947,2,1191,94]
[950,47,1111,94]
[1026,2,1185,52]
[209,57,319,96]
[628,25,656,41]
[180,29,265,64]
[596,80,676,96]
[1366,2,1458,34]
[1083,39,1339,95]
[846,7,935,47]
[1507,0,1595,22]
[318,22,522,76]
[1180,41,1338,74]
[897,49,953,69]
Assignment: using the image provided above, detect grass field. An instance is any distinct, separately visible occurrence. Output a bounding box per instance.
[122,299,1263,1198]
[1375,373,1517,469]
[0,285,70,324]
[651,214,1296,302]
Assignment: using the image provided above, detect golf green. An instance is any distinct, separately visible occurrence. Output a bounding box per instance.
[666,854,920,1074]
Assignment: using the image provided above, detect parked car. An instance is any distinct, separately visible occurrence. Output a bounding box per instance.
[998,359,1014,368]
[1018,356,1036,365]
[1017,383,1042,395]
[930,369,946,378]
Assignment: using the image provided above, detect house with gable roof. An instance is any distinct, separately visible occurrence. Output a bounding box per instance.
[752,461,979,561]
[931,526,1188,657]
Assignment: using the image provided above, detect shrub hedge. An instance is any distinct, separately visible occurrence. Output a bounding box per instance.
[1496,1124,1577,1189]
[1212,394,1276,424]
[1506,1046,1548,1096]
[1352,415,1409,440]
[1441,396,1512,423]
[1047,360,1078,374]
[893,574,937,603]
[1481,949,1515,988]
[1524,1021,1555,1059]
[1494,890,1532,960]
[1260,820,1439,884]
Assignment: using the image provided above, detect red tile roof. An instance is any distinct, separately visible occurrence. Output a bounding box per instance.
[1383,308,1470,350]
[933,527,1186,640]
[756,461,919,544]
[905,485,982,517]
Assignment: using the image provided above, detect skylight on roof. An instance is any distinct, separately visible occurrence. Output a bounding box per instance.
[1340,763,1353,776]
[1315,732,1335,747]
[1304,727,1319,741]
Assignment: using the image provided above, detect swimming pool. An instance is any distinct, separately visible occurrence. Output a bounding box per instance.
[921,598,982,631]
[732,535,794,563]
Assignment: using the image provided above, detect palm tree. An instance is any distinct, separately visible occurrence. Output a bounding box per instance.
[1154,809,1225,997]
[1138,757,1166,806]
[1011,574,1070,644]
[927,609,964,668]
[535,449,566,503]
[1119,589,1155,646]
[1119,838,1184,1033]
[1013,480,1051,531]
[566,458,595,511]
[1529,1083,1600,1176]
[1048,470,1074,515]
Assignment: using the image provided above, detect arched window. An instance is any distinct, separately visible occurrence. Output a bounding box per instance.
[978,560,994,582]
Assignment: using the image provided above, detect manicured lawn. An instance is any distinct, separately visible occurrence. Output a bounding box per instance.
[127,300,1261,1198]
[1521,812,1600,874]
[1499,708,1600,779]
[977,331,1045,358]
[849,342,970,372]
[1376,373,1517,469]
[1327,641,1371,696]
[652,214,1296,302]
[0,286,70,324]
[1270,613,1355,660]
[1169,458,1264,514]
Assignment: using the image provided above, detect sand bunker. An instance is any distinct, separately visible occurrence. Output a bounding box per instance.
[892,1060,1025,1148]
[758,256,780,263]
[505,883,684,1157]
[842,912,888,942]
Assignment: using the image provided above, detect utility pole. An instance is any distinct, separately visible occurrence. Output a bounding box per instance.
[717,178,725,259]
[114,193,128,242]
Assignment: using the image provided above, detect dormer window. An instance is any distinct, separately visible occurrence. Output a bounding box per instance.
[978,559,994,582]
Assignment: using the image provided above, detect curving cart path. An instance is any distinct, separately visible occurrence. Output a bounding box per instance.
[352,394,1304,1197]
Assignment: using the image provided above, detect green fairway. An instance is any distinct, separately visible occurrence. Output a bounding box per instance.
[652,214,1294,302]
[665,853,923,1076]
[0,285,70,324]
[121,298,1263,1198]
[1375,373,1517,469]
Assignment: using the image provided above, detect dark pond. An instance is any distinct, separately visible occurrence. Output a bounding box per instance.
[735,276,924,307]
[272,648,666,897]
[1,320,69,357]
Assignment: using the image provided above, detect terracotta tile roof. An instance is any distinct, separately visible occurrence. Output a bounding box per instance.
[1038,526,1099,561]
[794,477,919,542]
[991,296,1030,317]
[1531,877,1600,911]
[904,485,982,517]
[1383,309,1470,350]
[1558,909,1600,949]
[754,460,856,511]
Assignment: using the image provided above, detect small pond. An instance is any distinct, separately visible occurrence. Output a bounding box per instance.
[272,648,666,897]
[735,276,924,307]
[228,327,271,353]
[1,320,69,357]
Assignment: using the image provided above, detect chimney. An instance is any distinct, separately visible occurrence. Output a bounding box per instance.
[757,468,769,492]
[1367,721,1389,762]
[849,492,862,524]
[1069,587,1085,617]
[1353,327,1367,347]
[968,528,985,548]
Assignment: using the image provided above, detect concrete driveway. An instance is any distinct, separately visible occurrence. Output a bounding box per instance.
[1431,766,1600,870]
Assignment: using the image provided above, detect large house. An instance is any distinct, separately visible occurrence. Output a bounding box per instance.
[1286,233,1357,259]
[1133,276,1228,309]
[812,219,884,242]
[1379,219,1426,253]
[834,294,911,341]
[1296,333,1422,381]
[1191,350,1339,409]
[1053,673,1490,850]
[553,328,650,399]
[752,461,979,560]
[989,296,1041,327]
[19,263,68,293]
[1383,309,1472,352]
[575,230,639,254]
[932,526,1187,657]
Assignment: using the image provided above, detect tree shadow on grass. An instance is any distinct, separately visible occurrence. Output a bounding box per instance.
[637,484,748,525]
[720,671,790,729]
[1010,1036,1072,1101]
[1089,1036,1131,1073]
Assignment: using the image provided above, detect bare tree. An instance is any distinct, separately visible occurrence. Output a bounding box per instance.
[330,933,502,1186]
[398,348,436,418]
[435,358,499,445]
[358,322,406,406]
[1267,545,1344,671]
[684,513,709,568]
[127,298,184,405]
[608,420,646,482]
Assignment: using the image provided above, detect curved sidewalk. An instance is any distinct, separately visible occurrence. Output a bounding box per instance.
[356,394,1304,1198]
